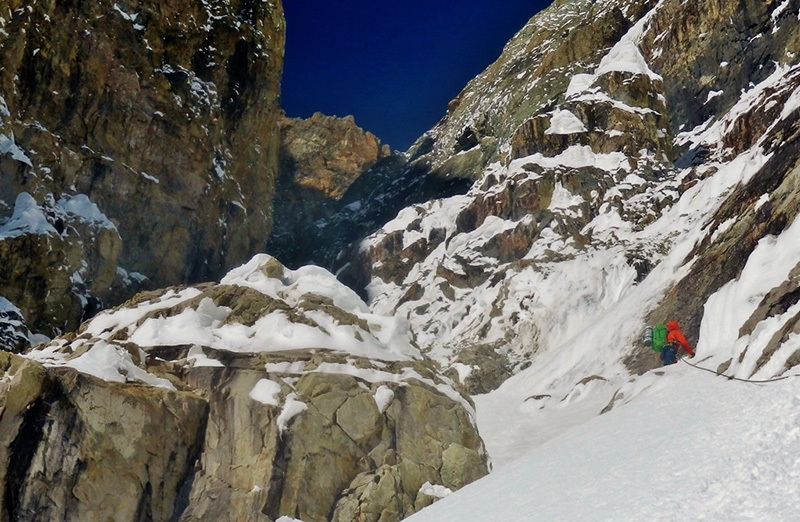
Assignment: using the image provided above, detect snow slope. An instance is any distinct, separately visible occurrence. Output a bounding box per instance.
[409,366,800,521]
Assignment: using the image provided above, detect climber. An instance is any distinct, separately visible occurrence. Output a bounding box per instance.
[661,320,695,365]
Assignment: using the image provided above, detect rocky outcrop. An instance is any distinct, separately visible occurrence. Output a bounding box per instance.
[324,0,669,289]
[399,0,656,182]
[300,1,650,277]
[8,255,487,521]
[641,0,800,140]
[0,193,133,340]
[268,112,392,267]
[278,112,392,200]
[0,0,285,336]
[179,351,485,522]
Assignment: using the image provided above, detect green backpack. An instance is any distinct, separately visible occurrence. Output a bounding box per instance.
[651,324,668,353]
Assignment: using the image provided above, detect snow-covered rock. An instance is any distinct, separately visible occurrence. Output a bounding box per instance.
[334,0,800,399]
[3,0,800,519]
[8,255,487,521]
[0,297,29,352]
[0,192,135,340]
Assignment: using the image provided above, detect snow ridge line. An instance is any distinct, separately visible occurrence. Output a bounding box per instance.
[679,357,800,383]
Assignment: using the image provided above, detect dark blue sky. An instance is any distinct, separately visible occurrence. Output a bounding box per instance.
[281,1,553,151]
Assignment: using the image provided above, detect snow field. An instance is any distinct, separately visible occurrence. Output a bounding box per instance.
[409,370,800,521]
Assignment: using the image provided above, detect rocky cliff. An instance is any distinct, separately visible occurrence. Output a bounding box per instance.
[0,0,285,338]
[2,255,487,521]
[330,0,800,393]
[268,112,393,268]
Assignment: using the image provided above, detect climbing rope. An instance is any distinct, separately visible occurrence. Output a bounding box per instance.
[680,356,800,384]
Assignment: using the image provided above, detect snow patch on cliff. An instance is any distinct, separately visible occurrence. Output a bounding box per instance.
[27,255,424,387]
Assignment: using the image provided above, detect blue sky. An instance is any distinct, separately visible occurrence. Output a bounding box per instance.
[281,1,554,151]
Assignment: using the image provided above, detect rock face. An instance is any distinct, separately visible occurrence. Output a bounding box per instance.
[0,355,207,522]
[400,0,657,183]
[6,255,487,521]
[279,112,392,200]
[268,112,392,267]
[0,0,285,338]
[0,193,129,338]
[328,0,800,393]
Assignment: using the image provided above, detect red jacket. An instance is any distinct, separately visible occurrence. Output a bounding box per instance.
[666,321,694,356]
